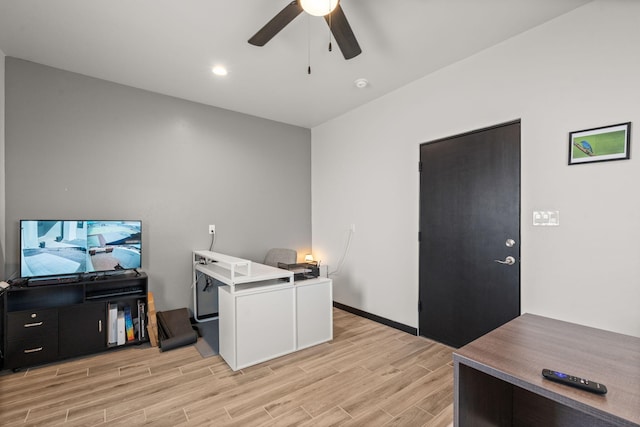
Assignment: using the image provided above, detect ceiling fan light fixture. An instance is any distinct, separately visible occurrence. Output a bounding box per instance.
[300,0,339,17]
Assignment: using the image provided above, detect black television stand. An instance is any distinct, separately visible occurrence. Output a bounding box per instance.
[1,272,148,371]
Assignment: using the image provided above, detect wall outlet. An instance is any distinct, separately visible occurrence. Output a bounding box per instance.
[209,224,216,234]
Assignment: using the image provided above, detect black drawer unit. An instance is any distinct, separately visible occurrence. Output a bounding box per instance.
[6,334,59,369]
[7,309,58,339]
[2,272,148,371]
[5,308,59,370]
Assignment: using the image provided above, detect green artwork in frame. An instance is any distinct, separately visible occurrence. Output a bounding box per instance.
[569,122,631,165]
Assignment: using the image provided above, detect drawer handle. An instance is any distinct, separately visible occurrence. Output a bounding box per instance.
[24,322,44,328]
[24,347,43,354]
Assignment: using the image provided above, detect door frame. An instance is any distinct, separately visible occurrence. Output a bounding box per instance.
[418,119,522,344]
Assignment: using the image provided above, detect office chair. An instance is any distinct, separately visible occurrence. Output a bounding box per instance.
[264,248,297,267]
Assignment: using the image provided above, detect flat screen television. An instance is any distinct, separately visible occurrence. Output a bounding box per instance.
[20,219,142,279]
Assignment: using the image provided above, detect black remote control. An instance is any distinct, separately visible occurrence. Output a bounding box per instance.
[542,369,607,394]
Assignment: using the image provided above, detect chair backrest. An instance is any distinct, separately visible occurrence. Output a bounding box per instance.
[263,248,297,267]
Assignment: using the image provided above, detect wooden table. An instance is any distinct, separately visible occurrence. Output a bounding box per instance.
[453,314,640,426]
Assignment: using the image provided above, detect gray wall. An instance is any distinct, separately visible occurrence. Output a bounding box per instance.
[5,58,311,311]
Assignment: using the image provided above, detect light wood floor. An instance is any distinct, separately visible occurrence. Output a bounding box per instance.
[0,308,454,426]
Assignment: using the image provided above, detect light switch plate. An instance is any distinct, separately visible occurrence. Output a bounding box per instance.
[533,211,559,226]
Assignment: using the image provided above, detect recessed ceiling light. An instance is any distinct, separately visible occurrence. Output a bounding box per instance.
[212,66,228,76]
[354,78,369,88]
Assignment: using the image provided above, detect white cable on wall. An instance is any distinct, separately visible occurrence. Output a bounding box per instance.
[329,227,354,276]
[208,231,216,251]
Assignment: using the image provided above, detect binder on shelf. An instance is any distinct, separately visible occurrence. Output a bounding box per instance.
[117,311,126,345]
[108,303,118,345]
[137,300,146,340]
[124,305,135,342]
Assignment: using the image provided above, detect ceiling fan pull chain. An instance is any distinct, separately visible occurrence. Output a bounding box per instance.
[307,14,312,74]
[328,5,333,52]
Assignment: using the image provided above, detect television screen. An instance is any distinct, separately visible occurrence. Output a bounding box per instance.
[20,220,88,278]
[87,220,142,273]
[20,219,142,279]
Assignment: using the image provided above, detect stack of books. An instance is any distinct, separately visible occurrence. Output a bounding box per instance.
[107,300,146,346]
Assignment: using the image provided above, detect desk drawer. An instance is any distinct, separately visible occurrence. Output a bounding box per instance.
[7,309,58,339]
[6,335,59,369]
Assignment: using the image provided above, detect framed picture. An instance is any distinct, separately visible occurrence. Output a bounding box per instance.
[569,122,631,165]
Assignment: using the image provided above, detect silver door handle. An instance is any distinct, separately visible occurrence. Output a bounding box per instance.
[494,256,516,265]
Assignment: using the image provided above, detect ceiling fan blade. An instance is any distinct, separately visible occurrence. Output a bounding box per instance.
[248,1,304,46]
[324,4,362,60]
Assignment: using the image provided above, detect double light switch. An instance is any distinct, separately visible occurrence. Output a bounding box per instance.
[533,211,559,226]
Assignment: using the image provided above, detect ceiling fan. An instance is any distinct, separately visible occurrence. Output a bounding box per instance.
[248,0,362,60]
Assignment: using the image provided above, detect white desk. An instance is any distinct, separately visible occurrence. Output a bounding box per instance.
[193,251,333,371]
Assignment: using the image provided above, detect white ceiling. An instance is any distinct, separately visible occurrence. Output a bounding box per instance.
[0,0,591,128]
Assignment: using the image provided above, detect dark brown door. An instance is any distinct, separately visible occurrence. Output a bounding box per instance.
[419,121,520,348]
